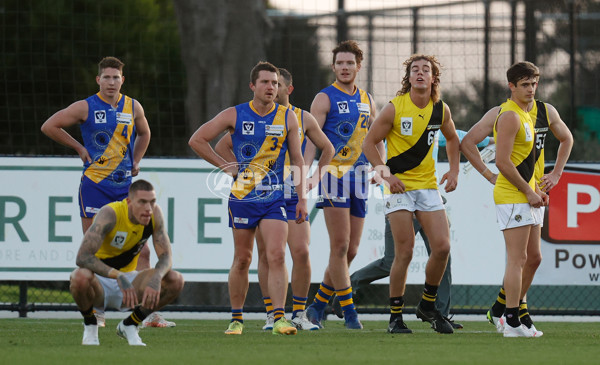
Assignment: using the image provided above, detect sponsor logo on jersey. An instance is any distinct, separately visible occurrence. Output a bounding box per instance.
[116,112,133,124]
[357,102,370,114]
[94,110,107,124]
[85,206,100,214]
[265,124,284,137]
[242,121,254,135]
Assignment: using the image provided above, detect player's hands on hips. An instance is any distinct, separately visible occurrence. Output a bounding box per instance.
[131,162,140,176]
[384,174,406,194]
[77,146,92,164]
[526,189,543,208]
[117,273,138,309]
[539,171,560,192]
[141,273,162,310]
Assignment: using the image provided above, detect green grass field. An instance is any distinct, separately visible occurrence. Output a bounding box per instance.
[1,319,599,365]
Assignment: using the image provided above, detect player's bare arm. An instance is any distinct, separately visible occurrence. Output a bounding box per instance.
[461,106,500,184]
[214,132,237,164]
[286,111,308,223]
[76,206,118,278]
[363,102,404,193]
[539,103,573,192]
[40,100,91,163]
[131,101,151,176]
[142,204,172,309]
[189,107,238,177]
[495,112,542,208]
[304,92,331,167]
[439,103,460,193]
[303,111,334,191]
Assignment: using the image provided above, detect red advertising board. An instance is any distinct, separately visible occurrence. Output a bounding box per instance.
[542,166,600,244]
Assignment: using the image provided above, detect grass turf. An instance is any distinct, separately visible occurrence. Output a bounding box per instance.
[1,318,599,364]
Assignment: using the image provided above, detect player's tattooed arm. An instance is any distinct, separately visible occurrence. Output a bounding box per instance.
[75,206,119,278]
[150,204,173,282]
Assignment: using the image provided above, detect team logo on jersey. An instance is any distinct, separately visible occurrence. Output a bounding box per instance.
[116,112,133,124]
[242,121,254,135]
[401,117,413,135]
[110,231,128,249]
[94,110,107,124]
[265,124,284,137]
[337,101,350,114]
[524,123,533,142]
[515,215,522,222]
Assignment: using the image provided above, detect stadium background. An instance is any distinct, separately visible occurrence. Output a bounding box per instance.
[1,0,599,317]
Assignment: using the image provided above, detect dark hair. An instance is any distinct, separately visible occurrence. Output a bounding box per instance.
[506,61,540,85]
[397,54,442,104]
[278,68,293,86]
[98,57,124,76]
[129,179,154,197]
[250,61,279,85]
[332,40,363,66]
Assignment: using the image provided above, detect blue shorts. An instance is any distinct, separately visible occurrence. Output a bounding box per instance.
[78,176,128,218]
[285,195,308,222]
[316,173,368,218]
[228,198,287,229]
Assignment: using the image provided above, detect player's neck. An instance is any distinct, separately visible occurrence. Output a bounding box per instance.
[409,88,430,109]
[334,80,357,95]
[510,96,529,111]
[98,92,121,108]
[250,99,275,116]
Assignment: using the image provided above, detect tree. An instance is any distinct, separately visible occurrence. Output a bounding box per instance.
[172,0,271,150]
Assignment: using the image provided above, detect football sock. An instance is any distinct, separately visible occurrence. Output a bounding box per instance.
[389,296,404,323]
[335,286,356,317]
[505,306,520,328]
[419,282,438,311]
[273,308,285,322]
[519,300,533,328]
[81,306,97,325]
[230,308,243,323]
[263,297,274,316]
[491,287,506,317]
[123,305,150,326]
[311,282,334,311]
[292,295,307,318]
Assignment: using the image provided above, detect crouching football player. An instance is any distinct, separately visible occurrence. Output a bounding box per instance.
[70,179,184,346]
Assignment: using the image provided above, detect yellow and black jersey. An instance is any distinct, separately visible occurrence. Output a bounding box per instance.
[529,100,550,184]
[94,198,154,272]
[385,92,445,191]
[493,99,536,204]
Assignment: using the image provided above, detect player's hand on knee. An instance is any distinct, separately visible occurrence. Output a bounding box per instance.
[117,274,138,308]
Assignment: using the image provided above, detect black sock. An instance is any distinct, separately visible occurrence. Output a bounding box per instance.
[389,296,404,323]
[123,306,150,326]
[419,282,438,311]
[80,306,97,326]
[519,300,533,328]
[505,307,520,328]
[491,287,506,317]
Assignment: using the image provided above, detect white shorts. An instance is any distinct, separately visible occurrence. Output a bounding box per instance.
[384,189,445,215]
[95,271,139,312]
[532,206,545,227]
[495,203,537,231]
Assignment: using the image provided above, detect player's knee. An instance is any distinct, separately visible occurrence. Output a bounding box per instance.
[164,270,184,294]
[70,268,93,291]
[346,247,358,262]
[526,252,542,269]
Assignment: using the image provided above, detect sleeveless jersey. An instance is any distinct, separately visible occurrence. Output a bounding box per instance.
[81,93,136,189]
[320,82,372,181]
[283,105,306,197]
[95,198,154,272]
[230,102,289,203]
[493,99,536,204]
[385,93,445,191]
[529,100,550,184]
